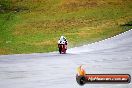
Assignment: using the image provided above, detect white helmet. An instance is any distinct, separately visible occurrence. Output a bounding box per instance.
[60,36,66,41]
[60,36,64,39]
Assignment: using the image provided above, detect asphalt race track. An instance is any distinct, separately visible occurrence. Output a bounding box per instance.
[0,30,132,88]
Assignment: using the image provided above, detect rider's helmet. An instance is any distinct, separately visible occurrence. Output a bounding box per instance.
[60,36,66,41]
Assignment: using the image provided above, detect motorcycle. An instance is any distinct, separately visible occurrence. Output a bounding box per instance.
[58,41,67,54]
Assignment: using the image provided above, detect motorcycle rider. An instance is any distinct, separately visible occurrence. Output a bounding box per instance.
[58,36,68,54]
[58,36,68,45]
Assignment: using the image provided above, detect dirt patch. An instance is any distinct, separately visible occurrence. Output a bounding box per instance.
[59,0,98,11]
[0,48,10,54]
[59,0,129,12]
[23,39,56,46]
[13,18,93,35]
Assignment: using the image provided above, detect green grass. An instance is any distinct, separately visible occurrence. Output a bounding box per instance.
[0,0,132,54]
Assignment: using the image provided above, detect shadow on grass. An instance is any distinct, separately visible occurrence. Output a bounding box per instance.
[0,0,28,13]
[121,21,132,30]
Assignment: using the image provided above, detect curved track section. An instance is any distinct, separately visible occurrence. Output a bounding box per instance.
[0,30,132,88]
